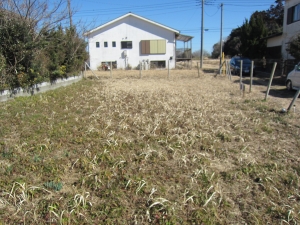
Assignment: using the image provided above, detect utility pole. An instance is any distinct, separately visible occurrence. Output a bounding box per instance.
[67,0,73,27]
[219,3,223,68]
[200,0,204,68]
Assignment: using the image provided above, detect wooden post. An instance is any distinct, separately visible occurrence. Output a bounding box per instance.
[280,59,285,77]
[225,60,228,77]
[197,62,200,77]
[222,52,225,75]
[218,61,225,75]
[264,62,277,101]
[226,60,229,79]
[239,60,243,84]
[84,63,86,78]
[228,61,232,81]
[85,62,98,79]
[250,61,254,93]
[110,61,112,78]
[140,61,142,78]
[287,89,300,112]
[240,83,245,97]
[191,40,193,70]
[168,60,170,79]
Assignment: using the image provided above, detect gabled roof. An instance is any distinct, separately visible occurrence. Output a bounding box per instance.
[84,12,180,36]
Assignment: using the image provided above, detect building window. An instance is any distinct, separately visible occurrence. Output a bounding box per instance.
[287,4,300,24]
[121,41,132,49]
[141,40,166,54]
[96,42,100,48]
[294,4,300,22]
[150,60,166,69]
[112,41,116,47]
[104,42,108,47]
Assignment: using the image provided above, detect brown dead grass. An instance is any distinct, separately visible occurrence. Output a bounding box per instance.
[0,66,299,224]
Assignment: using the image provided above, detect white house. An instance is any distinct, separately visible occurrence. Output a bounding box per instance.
[84,13,192,70]
[267,0,300,59]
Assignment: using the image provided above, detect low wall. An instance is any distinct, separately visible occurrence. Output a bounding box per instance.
[0,74,83,102]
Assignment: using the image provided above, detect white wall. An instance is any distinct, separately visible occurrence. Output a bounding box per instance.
[282,0,300,59]
[86,15,176,70]
[267,35,283,47]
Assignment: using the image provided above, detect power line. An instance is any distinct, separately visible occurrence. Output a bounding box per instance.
[74,1,274,17]
[204,6,220,17]
[71,0,275,18]
[75,1,195,13]
[72,7,196,18]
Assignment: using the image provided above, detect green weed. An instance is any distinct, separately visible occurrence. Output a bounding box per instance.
[44,181,63,191]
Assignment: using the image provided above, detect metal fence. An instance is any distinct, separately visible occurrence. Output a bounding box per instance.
[283,59,297,75]
[252,58,298,76]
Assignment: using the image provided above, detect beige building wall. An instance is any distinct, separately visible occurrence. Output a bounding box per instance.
[282,0,300,59]
[267,35,283,47]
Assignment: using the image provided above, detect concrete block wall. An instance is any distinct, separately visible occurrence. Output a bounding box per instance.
[0,75,83,102]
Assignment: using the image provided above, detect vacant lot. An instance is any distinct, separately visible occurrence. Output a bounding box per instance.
[0,68,299,224]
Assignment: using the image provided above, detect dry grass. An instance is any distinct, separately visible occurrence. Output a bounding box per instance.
[0,66,299,224]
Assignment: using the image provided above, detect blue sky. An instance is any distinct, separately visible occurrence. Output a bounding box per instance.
[71,0,280,54]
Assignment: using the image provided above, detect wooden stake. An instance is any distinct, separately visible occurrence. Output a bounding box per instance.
[140,62,142,78]
[240,83,245,97]
[264,62,277,101]
[228,61,232,81]
[84,63,86,78]
[250,61,254,93]
[168,60,170,79]
[287,89,300,112]
[110,61,112,78]
[85,62,98,79]
[239,60,243,84]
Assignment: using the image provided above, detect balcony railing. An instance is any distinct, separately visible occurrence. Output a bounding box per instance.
[176,48,192,60]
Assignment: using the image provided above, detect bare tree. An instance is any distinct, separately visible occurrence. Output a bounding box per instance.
[3,0,69,36]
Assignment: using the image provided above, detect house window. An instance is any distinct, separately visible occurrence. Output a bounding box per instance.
[287,4,300,24]
[150,60,166,69]
[293,4,300,22]
[96,42,100,48]
[141,40,166,54]
[112,41,116,47]
[104,42,108,47]
[121,41,132,49]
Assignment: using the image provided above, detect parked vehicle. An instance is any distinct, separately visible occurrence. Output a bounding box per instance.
[286,63,300,91]
[230,57,255,76]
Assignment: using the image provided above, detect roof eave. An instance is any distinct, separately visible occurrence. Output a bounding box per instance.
[176,34,193,42]
[261,32,283,40]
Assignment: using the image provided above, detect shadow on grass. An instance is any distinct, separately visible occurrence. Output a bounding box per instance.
[261,88,297,99]
[239,76,286,87]
[232,72,296,99]
[203,68,218,73]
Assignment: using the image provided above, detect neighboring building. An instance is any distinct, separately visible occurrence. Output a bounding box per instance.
[265,32,283,59]
[267,0,300,59]
[283,0,300,59]
[84,13,192,70]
